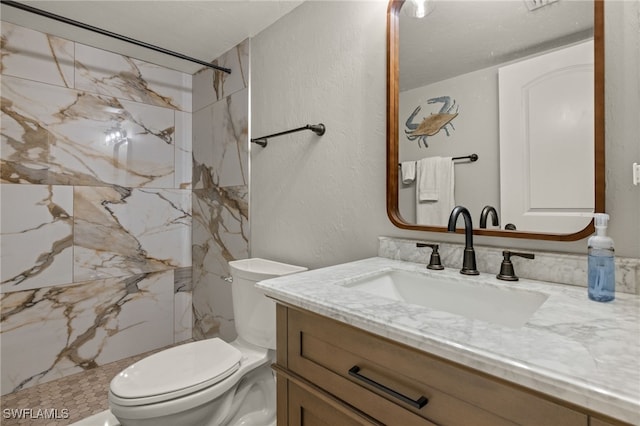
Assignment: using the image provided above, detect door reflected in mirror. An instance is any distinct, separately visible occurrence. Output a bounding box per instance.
[387,0,605,240]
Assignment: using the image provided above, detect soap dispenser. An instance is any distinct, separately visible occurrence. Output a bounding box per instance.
[587,213,615,302]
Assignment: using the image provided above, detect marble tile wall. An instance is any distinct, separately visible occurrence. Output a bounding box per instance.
[0,22,193,395]
[192,40,249,342]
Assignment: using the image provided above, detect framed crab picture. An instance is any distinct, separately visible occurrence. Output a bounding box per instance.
[404,95,459,148]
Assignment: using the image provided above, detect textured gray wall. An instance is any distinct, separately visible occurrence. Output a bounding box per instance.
[250,0,639,268]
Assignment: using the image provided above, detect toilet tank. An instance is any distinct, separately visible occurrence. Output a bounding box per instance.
[228,258,307,350]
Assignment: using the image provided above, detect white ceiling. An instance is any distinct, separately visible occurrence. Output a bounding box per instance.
[0,1,594,83]
[399,0,594,91]
[0,0,304,74]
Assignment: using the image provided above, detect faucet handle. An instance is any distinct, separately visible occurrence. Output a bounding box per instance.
[497,250,535,281]
[416,243,444,270]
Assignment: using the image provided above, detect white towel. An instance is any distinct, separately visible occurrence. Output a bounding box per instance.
[400,161,416,184]
[416,156,455,226]
[417,157,441,201]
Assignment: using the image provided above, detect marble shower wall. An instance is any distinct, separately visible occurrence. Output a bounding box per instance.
[0,22,193,395]
[192,40,249,342]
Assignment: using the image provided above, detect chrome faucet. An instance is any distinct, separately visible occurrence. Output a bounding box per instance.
[479,205,499,229]
[447,206,479,275]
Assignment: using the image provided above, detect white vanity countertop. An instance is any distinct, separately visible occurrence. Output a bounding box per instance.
[256,257,640,424]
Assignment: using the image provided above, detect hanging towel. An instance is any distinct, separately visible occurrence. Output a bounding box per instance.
[400,161,416,184]
[417,157,441,201]
[416,156,455,226]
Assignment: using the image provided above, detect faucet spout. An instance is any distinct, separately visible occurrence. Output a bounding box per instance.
[447,206,479,275]
[479,205,499,229]
[447,206,474,248]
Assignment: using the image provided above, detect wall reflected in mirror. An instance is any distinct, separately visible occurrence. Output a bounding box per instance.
[394,0,597,236]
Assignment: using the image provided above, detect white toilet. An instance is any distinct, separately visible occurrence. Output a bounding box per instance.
[108,258,307,426]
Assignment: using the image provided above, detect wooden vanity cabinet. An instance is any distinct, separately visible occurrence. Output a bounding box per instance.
[275,304,606,426]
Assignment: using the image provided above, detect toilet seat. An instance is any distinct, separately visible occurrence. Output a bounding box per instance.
[109,338,273,423]
[110,338,241,406]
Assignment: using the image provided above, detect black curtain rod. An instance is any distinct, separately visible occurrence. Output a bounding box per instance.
[1,0,231,74]
[251,124,326,148]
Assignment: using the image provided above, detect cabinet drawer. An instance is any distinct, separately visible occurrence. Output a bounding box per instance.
[284,307,587,426]
[277,370,381,426]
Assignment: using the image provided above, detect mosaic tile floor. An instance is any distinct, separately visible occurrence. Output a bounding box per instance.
[0,344,179,426]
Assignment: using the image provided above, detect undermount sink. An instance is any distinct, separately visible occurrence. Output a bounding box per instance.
[343,269,548,328]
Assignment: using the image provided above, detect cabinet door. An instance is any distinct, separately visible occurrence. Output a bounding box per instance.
[286,379,379,426]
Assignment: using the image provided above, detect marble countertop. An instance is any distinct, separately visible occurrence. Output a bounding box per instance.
[256,257,640,424]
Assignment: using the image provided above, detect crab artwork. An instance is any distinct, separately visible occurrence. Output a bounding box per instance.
[405,96,459,148]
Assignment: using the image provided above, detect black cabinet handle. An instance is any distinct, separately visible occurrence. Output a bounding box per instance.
[348,365,429,409]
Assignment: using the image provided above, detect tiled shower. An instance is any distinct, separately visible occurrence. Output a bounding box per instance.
[0,21,249,397]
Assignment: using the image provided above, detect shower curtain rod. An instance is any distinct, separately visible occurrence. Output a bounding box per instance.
[1,0,231,74]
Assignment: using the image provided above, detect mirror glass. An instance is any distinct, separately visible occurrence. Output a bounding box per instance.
[387,0,604,240]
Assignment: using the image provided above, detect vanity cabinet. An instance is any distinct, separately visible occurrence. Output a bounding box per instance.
[275,304,628,426]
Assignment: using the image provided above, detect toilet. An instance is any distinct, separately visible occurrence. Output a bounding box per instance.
[108,258,307,426]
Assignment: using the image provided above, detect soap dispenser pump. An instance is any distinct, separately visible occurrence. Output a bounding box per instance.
[587,213,615,302]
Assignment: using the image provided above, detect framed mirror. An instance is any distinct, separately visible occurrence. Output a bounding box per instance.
[387,0,604,241]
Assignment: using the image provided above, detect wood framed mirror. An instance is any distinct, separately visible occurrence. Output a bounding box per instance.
[387,0,604,241]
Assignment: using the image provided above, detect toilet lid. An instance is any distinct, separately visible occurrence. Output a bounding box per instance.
[110,338,241,400]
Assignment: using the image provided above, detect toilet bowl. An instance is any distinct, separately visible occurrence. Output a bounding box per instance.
[108,258,307,426]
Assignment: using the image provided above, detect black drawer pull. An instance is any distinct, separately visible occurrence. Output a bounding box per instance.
[348,365,429,409]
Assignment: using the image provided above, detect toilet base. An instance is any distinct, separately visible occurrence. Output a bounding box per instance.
[217,365,277,426]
